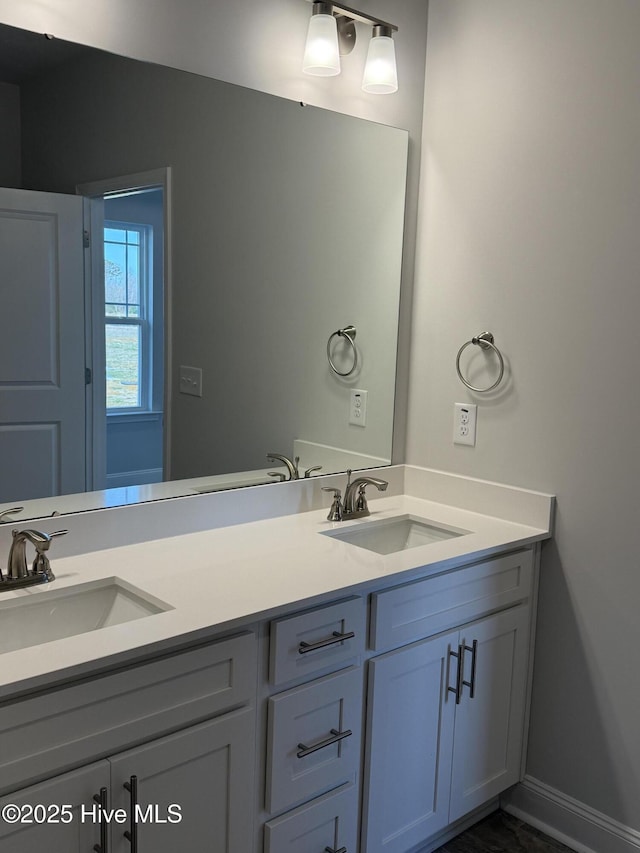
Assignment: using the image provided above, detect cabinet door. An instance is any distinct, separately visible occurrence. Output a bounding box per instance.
[362,631,458,853]
[0,761,109,853]
[109,708,255,853]
[449,606,529,821]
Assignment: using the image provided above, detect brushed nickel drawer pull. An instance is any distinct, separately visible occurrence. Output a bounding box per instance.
[92,787,108,853]
[298,630,355,654]
[462,639,478,699]
[297,727,353,758]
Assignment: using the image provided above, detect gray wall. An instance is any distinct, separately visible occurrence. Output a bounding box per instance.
[0,81,20,187]
[410,0,640,830]
[20,50,407,478]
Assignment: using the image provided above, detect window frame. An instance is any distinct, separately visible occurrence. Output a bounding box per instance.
[104,220,153,414]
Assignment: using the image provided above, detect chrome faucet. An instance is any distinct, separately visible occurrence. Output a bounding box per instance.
[266,453,323,481]
[0,528,68,591]
[343,470,388,518]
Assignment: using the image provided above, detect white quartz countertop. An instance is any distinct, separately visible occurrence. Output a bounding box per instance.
[0,486,552,699]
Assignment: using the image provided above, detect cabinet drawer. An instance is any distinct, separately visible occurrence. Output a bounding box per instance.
[0,631,256,795]
[265,666,362,814]
[264,782,358,853]
[370,549,534,651]
[270,597,365,685]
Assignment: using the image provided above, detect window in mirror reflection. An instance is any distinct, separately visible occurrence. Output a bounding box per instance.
[104,222,150,410]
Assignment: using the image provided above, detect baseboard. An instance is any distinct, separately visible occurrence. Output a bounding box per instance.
[501,776,640,853]
[105,468,163,489]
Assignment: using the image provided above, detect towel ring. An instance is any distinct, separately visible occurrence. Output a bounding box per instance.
[327,325,358,377]
[456,331,505,393]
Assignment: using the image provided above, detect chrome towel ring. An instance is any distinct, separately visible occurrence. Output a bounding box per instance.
[327,325,358,377]
[456,331,505,393]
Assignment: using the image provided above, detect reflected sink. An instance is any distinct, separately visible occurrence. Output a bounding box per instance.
[0,578,172,654]
[321,514,470,555]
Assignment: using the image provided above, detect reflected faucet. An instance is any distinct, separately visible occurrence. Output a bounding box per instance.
[1,528,68,591]
[266,453,300,480]
[266,454,323,481]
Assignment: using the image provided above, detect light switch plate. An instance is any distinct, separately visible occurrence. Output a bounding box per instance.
[179,365,203,397]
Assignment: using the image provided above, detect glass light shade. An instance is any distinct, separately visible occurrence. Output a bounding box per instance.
[362,35,398,94]
[303,13,341,77]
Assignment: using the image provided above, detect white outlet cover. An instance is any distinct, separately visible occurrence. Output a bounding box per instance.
[453,402,477,446]
[349,389,368,427]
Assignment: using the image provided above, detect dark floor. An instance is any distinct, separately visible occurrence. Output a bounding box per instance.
[435,810,576,853]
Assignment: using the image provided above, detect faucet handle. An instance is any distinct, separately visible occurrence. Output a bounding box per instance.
[267,471,287,482]
[31,529,68,580]
[304,465,323,478]
[0,507,24,523]
[34,529,69,551]
[322,487,344,522]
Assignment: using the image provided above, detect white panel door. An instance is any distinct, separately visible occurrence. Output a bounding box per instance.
[0,761,110,853]
[362,631,458,853]
[109,709,255,853]
[0,187,86,502]
[448,606,530,821]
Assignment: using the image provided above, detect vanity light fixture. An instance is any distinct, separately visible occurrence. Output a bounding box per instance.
[302,1,398,94]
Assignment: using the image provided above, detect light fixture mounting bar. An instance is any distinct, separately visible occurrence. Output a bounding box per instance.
[328,1,398,33]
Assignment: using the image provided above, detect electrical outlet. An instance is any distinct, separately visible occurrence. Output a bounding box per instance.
[453,402,477,446]
[349,389,368,426]
[179,365,203,397]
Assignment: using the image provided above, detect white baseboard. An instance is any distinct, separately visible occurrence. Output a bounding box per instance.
[501,776,640,853]
[105,468,163,489]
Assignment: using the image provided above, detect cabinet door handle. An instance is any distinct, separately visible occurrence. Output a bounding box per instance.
[92,787,108,853]
[462,639,478,699]
[447,644,464,704]
[297,727,353,758]
[123,775,138,852]
[325,847,348,852]
[298,630,355,654]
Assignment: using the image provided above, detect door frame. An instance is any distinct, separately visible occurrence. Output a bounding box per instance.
[77,167,173,488]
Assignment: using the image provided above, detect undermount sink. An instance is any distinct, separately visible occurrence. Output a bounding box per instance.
[0,578,172,654]
[322,514,470,555]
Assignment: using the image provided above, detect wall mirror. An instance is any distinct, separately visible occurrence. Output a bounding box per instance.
[0,21,408,523]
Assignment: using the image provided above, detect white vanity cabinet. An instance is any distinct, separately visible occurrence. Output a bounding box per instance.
[0,762,110,852]
[0,710,254,853]
[263,597,366,853]
[362,550,535,853]
[0,632,257,852]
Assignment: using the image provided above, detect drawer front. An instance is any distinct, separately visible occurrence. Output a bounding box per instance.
[270,597,365,686]
[0,631,256,795]
[370,549,534,651]
[264,782,358,853]
[266,666,362,814]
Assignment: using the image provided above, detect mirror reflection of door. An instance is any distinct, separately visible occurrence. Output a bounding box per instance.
[0,187,86,503]
[102,188,165,490]
[0,183,165,504]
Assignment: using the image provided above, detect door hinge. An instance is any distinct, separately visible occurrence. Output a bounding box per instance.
[85,367,92,385]
[83,229,90,248]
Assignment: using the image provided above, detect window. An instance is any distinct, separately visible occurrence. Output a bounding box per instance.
[104,223,152,411]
